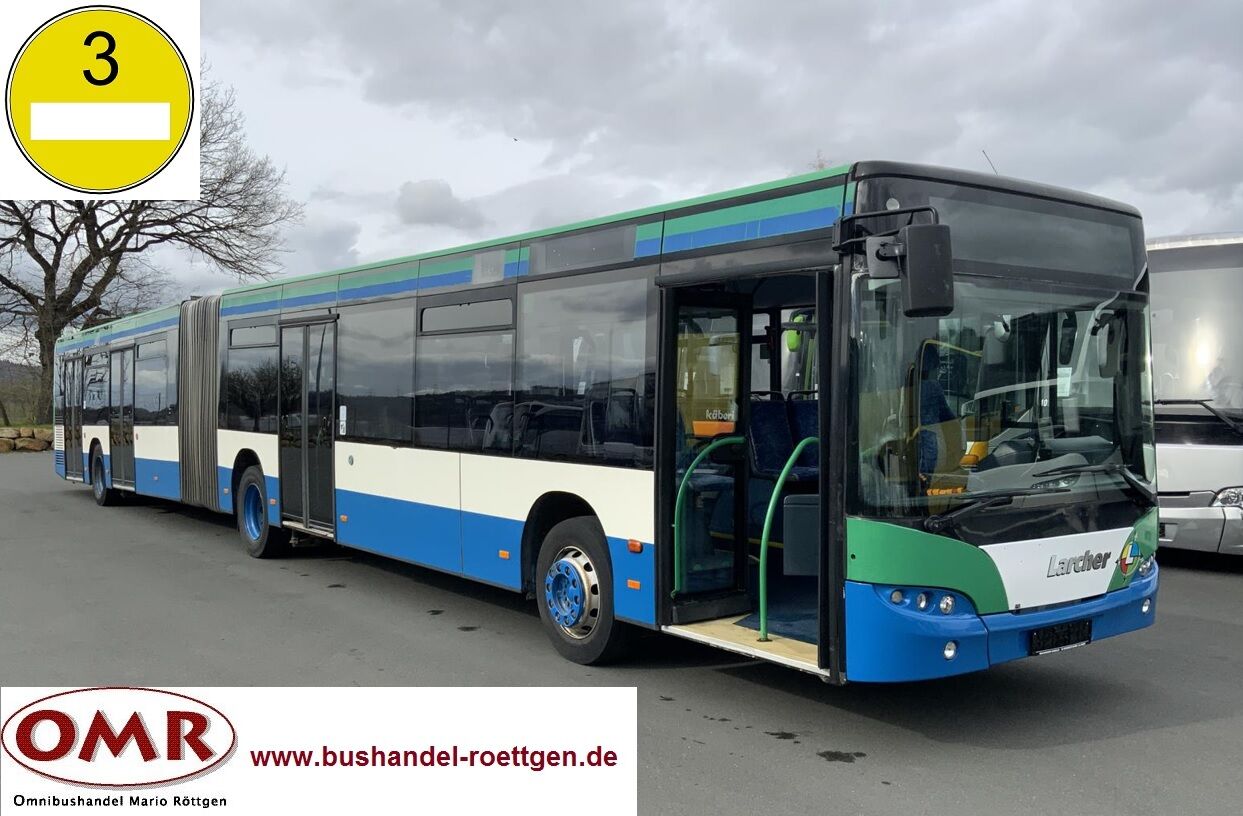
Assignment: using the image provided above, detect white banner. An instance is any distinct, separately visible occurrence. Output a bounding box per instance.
[0,687,637,815]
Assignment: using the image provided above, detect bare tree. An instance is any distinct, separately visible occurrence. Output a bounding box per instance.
[0,74,303,422]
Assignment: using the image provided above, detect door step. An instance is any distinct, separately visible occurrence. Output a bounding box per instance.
[282,519,335,542]
[664,616,824,677]
[670,591,751,625]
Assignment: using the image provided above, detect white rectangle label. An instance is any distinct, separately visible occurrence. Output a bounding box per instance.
[0,687,637,815]
[29,103,171,141]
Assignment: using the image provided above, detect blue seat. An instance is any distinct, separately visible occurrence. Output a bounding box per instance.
[786,398,819,467]
[749,399,816,482]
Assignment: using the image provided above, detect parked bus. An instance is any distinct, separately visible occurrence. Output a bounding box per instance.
[52,161,1159,682]
[1148,233,1243,556]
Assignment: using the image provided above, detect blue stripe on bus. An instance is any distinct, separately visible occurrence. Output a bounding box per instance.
[280,291,337,310]
[661,206,839,254]
[338,278,421,303]
[503,261,523,278]
[56,316,179,352]
[220,301,278,317]
[607,536,655,625]
[135,458,181,501]
[55,450,66,476]
[335,489,461,574]
[335,488,655,622]
[634,237,662,257]
[461,510,523,589]
[215,466,278,520]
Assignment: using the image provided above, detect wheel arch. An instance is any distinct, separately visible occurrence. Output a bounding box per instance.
[230,448,263,515]
[521,491,601,595]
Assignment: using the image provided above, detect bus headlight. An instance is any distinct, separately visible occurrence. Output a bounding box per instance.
[1137,555,1155,577]
[916,592,930,610]
[1211,487,1243,507]
[938,595,955,614]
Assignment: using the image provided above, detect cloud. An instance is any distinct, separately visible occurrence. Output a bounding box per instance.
[396,179,487,230]
[203,0,1243,240]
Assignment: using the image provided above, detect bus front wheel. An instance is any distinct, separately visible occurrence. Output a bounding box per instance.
[236,466,290,558]
[535,516,630,665]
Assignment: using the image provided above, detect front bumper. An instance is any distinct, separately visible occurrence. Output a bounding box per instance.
[844,567,1159,682]
[1159,504,1243,555]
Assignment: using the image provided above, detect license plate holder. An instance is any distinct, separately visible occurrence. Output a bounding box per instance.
[1029,619,1092,655]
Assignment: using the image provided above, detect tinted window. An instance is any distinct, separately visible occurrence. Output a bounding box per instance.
[231,324,277,347]
[415,332,514,452]
[83,364,108,424]
[134,355,168,425]
[338,300,415,442]
[138,339,166,359]
[516,275,653,467]
[422,299,512,333]
[529,224,638,275]
[223,346,279,432]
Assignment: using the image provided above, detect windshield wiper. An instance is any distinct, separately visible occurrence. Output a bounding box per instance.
[1031,462,1157,505]
[1154,398,1243,438]
[923,487,1071,534]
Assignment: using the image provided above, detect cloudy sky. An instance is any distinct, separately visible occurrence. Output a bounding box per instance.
[173,0,1243,295]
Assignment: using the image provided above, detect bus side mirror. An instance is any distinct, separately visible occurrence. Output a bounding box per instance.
[899,223,954,318]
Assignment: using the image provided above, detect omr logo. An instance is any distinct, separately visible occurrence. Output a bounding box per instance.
[1,688,236,787]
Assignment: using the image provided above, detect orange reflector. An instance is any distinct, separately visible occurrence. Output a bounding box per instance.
[627,539,643,553]
[269,497,277,505]
[692,420,736,437]
[626,579,641,590]
[339,514,348,523]
[498,549,511,560]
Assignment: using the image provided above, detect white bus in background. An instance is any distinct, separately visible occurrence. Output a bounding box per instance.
[1149,233,1243,555]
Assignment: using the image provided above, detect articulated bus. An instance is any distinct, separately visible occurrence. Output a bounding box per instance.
[52,161,1159,683]
[1148,234,1243,556]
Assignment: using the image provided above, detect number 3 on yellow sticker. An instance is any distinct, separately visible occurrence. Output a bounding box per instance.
[5,5,193,194]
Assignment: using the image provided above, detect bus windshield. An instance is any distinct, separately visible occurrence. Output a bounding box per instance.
[1150,262,1243,409]
[853,274,1154,519]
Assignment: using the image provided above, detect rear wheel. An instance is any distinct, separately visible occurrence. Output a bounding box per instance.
[535,516,630,664]
[90,447,116,507]
[236,465,289,558]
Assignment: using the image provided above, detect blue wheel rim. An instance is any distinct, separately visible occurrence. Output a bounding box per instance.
[242,483,264,541]
[542,546,600,639]
[545,560,585,627]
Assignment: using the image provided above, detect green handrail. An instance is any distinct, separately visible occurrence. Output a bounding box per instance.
[672,435,745,597]
[758,436,819,642]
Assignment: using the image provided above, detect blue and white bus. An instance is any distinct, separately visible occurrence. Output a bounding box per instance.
[53,161,1159,682]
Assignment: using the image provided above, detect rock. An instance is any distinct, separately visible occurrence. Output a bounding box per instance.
[18,427,34,438]
[33,428,53,442]
[0,438,13,453]
[13,437,48,452]
[0,428,17,439]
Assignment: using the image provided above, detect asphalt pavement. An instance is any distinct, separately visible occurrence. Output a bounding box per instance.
[1,452,1241,815]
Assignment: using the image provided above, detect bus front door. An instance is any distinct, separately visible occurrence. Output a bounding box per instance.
[668,291,753,622]
[279,321,336,535]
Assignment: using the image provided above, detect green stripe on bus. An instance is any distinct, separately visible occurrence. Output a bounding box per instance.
[635,221,663,241]
[663,187,843,236]
[846,517,1009,614]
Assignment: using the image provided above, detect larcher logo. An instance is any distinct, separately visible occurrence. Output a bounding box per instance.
[1116,540,1142,577]
[1046,549,1112,577]
[1,687,236,787]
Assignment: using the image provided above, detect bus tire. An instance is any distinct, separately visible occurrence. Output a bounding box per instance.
[90,446,117,507]
[236,465,289,558]
[535,516,630,665]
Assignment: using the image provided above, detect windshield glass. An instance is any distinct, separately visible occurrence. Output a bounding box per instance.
[857,177,1146,287]
[1150,256,1243,408]
[853,274,1154,519]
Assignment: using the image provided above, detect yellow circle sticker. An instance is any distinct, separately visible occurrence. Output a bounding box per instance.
[5,5,193,194]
